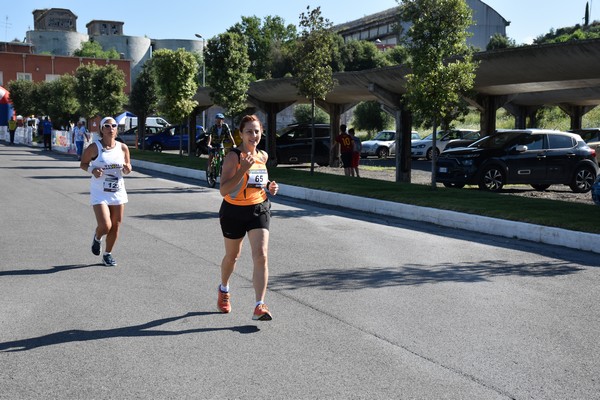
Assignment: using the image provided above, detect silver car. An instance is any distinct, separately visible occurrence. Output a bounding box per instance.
[361,130,420,158]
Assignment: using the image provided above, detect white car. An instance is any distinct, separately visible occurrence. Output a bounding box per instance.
[361,130,420,158]
[411,129,478,160]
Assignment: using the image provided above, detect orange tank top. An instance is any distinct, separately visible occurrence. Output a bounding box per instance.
[223,149,269,206]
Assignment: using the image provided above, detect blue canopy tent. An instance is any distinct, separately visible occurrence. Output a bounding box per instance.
[114,111,136,125]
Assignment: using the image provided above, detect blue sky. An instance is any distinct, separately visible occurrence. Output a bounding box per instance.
[3,0,596,45]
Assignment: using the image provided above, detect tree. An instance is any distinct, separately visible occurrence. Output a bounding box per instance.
[384,45,409,66]
[46,75,79,128]
[73,41,120,59]
[75,63,127,128]
[7,80,37,117]
[294,6,337,173]
[398,0,478,187]
[151,48,199,155]
[352,101,393,136]
[486,33,516,50]
[228,15,297,80]
[205,32,252,121]
[294,104,329,124]
[129,63,159,149]
[94,65,128,117]
[341,40,390,71]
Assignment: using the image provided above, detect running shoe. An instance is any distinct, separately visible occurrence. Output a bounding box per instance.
[91,235,101,256]
[217,288,231,313]
[102,253,117,267]
[252,304,272,321]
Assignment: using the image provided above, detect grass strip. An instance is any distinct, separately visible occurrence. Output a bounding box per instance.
[130,149,600,234]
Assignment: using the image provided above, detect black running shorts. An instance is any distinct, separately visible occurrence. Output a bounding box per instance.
[219,199,271,239]
[340,152,352,168]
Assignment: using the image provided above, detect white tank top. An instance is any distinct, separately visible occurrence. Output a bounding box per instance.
[89,140,128,205]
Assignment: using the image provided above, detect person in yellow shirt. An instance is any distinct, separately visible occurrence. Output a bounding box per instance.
[8,117,17,145]
[215,114,279,321]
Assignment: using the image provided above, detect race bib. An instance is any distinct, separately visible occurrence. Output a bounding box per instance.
[103,175,122,192]
[247,168,268,188]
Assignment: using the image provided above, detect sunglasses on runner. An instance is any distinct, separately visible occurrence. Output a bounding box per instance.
[103,123,118,129]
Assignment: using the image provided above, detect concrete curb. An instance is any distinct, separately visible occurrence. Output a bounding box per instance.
[132,159,599,255]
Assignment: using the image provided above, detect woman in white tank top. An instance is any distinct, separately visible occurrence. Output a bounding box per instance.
[80,117,132,267]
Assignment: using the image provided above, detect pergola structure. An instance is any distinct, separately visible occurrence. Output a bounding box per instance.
[193,38,600,181]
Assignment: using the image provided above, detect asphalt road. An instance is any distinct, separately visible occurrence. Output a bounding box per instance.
[1,144,599,399]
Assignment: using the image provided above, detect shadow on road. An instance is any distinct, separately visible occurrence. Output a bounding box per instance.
[271,260,584,292]
[0,311,259,352]
[0,264,96,276]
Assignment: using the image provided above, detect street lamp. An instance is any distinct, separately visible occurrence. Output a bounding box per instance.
[195,34,206,128]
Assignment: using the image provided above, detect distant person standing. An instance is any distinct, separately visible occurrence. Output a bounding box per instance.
[42,117,53,151]
[80,117,132,267]
[335,124,353,176]
[349,128,361,178]
[72,120,90,161]
[8,117,16,145]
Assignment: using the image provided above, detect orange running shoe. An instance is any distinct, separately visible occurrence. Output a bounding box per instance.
[252,304,272,321]
[217,288,231,313]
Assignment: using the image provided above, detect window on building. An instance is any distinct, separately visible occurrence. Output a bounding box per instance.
[46,74,60,82]
[17,73,32,81]
[0,71,3,86]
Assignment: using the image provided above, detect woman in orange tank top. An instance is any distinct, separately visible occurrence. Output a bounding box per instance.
[216,114,279,321]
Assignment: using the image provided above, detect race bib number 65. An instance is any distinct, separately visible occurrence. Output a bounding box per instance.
[247,168,268,188]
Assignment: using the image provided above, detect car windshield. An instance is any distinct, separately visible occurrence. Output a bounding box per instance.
[470,131,524,149]
[373,131,395,141]
[421,131,446,141]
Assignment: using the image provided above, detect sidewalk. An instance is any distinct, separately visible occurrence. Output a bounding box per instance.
[131,159,600,255]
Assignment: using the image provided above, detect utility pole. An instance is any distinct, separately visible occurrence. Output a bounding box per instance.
[1,16,12,42]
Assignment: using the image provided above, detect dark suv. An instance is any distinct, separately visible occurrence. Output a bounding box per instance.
[437,129,598,192]
[275,123,331,166]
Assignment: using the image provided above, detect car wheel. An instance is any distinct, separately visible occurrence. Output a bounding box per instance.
[531,184,551,191]
[151,143,163,152]
[377,147,389,159]
[478,165,505,192]
[443,182,465,189]
[425,147,439,161]
[569,166,596,193]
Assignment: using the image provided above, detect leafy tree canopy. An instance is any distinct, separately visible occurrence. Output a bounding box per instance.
[205,32,252,118]
[341,40,391,71]
[74,63,127,120]
[73,41,120,59]
[534,21,600,44]
[486,33,516,50]
[352,101,393,135]
[398,0,478,130]
[7,80,37,117]
[228,15,297,80]
[152,48,200,123]
[294,6,336,100]
[293,104,329,124]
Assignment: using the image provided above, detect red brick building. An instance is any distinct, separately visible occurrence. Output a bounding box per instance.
[0,41,131,93]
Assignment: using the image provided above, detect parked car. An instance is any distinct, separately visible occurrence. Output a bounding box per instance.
[411,129,479,160]
[443,130,482,150]
[139,124,204,152]
[436,129,599,192]
[274,123,331,166]
[569,128,600,163]
[360,130,420,159]
[118,126,162,146]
